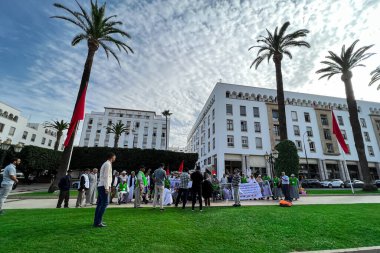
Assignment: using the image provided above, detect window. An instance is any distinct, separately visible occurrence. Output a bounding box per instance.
[242,136,249,148]
[375,120,380,130]
[227,135,234,147]
[255,137,263,149]
[360,118,367,128]
[295,140,302,151]
[307,126,313,137]
[364,132,370,142]
[320,114,329,126]
[227,119,234,131]
[241,121,247,132]
[0,123,4,133]
[89,118,93,124]
[304,112,311,122]
[208,142,210,153]
[323,129,332,140]
[212,109,215,120]
[212,138,215,150]
[208,128,210,138]
[41,137,46,145]
[337,116,344,126]
[254,122,261,133]
[309,141,316,152]
[272,110,279,121]
[253,107,260,118]
[48,140,52,147]
[22,131,28,140]
[368,146,374,156]
[273,124,280,137]
[326,143,334,153]
[291,111,298,121]
[226,91,230,98]
[341,130,347,140]
[31,134,36,142]
[208,115,210,126]
[293,125,300,136]
[240,106,247,116]
[8,127,16,136]
[226,104,233,115]
[212,123,215,134]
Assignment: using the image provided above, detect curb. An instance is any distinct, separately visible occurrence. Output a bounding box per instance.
[294,246,380,252]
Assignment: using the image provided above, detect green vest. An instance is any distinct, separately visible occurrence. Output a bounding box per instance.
[119,182,127,191]
[136,171,148,187]
[290,177,298,186]
[273,177,280,186]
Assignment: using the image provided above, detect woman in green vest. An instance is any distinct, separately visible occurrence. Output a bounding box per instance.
[272,175,283,200]
[289,174,300,200]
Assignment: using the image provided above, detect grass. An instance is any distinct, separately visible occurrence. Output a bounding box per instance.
[1,204,379,253]
[306,189,379,195]
[10,190,79,198]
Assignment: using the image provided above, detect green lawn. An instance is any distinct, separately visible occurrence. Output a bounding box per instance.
[10,190,79,198]
[1,204,379,253]
[306,189,379,195]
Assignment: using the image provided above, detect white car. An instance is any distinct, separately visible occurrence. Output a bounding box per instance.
[321,179,344,188]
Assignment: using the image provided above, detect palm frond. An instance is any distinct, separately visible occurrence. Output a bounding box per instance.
[99,41,120,66]
[50,15,87,32]
[71,33,89,46]
[369,67,380,89]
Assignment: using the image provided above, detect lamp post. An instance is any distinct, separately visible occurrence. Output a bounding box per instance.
[302,132,312,174]
[264,149,279,178]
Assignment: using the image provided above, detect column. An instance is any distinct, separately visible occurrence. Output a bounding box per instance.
[318,159,327,180]
[376,163,380,179]
[241,155,248,176]
[217,153,225,180]
[338,161,347,181]
[341,160,350,181]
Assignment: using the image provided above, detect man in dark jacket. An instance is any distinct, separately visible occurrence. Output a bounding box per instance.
[56,170,72,208]
[191,166,204,211]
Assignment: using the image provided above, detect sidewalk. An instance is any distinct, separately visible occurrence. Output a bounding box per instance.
[295,246,380,252]
[4,195,380,209]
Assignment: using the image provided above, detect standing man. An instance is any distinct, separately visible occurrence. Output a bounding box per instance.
[0,158,20,215]
[134,166,146,208]
[232,169,241,207]
[93,152,116,228]
[175,167,190,209]
[281,172,291,202]
[191,166,204,212]
[56,170,72,208]
[87,168,98,205]
[152,163,166,211]
[76,169,90,208]
[110,171,120,204]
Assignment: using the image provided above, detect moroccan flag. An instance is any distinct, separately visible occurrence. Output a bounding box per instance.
[64,84,88,147]
[332,111,349,154]
[178,160,184,173]
[166,167,170,176]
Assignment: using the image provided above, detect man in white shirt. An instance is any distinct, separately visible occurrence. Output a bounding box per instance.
[281,172,291,202]
[76,168,90,208]
[93,153,116,228]
[0,158,21,215]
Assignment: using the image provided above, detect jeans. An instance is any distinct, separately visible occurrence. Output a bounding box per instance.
[94,186,109,226]
[282,184,291,202]
[175,188,189,208]
[0,184,13,210]
[233,186,240,205]
[57,190,70,208]
[153,185,164,209]
[191,186,203,210]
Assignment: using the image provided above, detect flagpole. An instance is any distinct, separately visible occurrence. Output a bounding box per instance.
[66,123,79,172]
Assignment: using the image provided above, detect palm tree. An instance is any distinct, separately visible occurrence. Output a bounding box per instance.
[162,110,172,150]
[106,122,130,148]
[249,21,310,141]
[369,66,380,90]
[48,0,133,192]
[44,120,69,151]
[316,40,376,191]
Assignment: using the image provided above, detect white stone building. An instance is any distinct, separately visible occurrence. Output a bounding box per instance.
[186,82,380,181]
[0,101,64,150]
[79,107,170,150]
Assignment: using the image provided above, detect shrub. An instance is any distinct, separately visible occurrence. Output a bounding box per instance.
[274,140,300,177]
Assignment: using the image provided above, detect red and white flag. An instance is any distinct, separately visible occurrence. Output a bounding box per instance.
[178,160,184,173]
[332,111,349,154]
[64,84,88,147]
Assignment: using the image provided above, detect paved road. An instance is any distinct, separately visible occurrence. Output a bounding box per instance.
[4,195,380,210]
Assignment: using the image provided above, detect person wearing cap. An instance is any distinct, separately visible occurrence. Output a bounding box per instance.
[134,166,146,208]
[120,171,128,182]
[76,168,90,208]
[86,168,98,205]
[56,170,72,208]
[289,174,300,201]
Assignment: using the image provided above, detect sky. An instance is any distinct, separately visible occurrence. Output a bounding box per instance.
[1,0,380,147]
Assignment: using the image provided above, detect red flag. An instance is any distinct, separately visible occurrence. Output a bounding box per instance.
[166,168,170,176]
[211,170,217,176]
[64,84,88,147]
[178,160,184,173]
[332,111,349,154]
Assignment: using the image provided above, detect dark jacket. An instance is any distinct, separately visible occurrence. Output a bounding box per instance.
[78,175,88,191]
[58,175,72,191]
[202,180,213,198]
[191,171,204,189]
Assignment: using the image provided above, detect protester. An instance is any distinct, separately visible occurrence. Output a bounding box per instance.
[272,175,283,200]
[202,174,213,207]
[117,180,129,205]
[76,169,90,208]
[93,152,116,228]
[256,175,264,200]
[127,171,136,203]
[262,176,272,200]
[248,174,256,184]
[110,171,120,204]
[281,172,291,202]
[56,170,72,208]
[134,166,146,208]
[163,186,173,206]
[290,174,300,201]
[87,168,98,205]
[220,174,228,184]
[232,169,241,207]
[175,167,190,209]
[191,166,204,211]
[143,169,151,204]
[0,158,21,215]
[152,163,166,211]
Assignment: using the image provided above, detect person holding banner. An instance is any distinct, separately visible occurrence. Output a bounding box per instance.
[232,169,241,207]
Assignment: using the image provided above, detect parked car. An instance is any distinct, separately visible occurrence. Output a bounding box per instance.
[302,179,322,188]
[72,180,80,189]
[373,180,380,188]
[321,179,344,188]
[344,180,364,188]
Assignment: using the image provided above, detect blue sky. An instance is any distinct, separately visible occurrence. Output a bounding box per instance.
[1,0,380,147]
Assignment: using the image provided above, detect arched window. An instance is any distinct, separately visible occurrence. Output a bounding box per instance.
[238,92,243,98]
[13,116,18,122]
[8,113,14,120]
[3,111,8,117]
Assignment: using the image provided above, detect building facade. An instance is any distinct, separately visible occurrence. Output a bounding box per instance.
[186,83,380,181]
[79,107,170,150]
[0,101,64,151]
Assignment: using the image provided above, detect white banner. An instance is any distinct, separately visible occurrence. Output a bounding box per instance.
[234,182,263,200]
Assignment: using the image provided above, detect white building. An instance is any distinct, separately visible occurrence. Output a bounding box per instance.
[0,101,64,151]
[187,82,380,181]
[79,107,170,149]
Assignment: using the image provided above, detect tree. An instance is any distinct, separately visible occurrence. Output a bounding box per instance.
[274,140,299,177]
[249,21,310,141]
[44,120,69,151]
[316,40,377,191]
[369,66,380,90]
[106,122,131,148]
[162,110,172,150]
[49,0,133,192]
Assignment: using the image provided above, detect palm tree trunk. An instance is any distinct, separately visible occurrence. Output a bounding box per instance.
[165,116,168,150]
[273,54,288,141]
[54,131,63,151]
[48,42,98,193]
[342,72,375,191]
[114,135,119,148]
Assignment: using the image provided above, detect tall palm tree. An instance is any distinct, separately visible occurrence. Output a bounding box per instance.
[49,0,133,192]
[44,120,69,151]
[106,122,130,148]
[162,110,172,150]
[316,40,376,191]
[369,66,380,90]
[249,21,310,141]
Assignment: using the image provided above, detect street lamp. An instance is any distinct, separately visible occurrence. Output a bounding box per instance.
[264,149,279,178]
[0,139,12,151]
[302,132,312,174]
